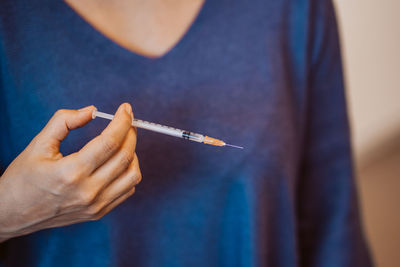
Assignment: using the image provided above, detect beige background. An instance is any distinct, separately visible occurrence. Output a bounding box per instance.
[334,0,400,266]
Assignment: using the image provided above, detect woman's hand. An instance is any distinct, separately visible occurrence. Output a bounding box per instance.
[0,103,141,242]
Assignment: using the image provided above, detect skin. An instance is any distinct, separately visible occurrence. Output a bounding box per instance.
[65,0,205,58]
[0,0,204,243]
[0,103,141,242]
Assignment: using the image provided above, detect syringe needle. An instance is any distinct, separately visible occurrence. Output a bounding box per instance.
[224,143,244,149]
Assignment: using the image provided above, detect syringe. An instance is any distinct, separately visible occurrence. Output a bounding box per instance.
[92,110,243,149]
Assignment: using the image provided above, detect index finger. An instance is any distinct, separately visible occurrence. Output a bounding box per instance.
[74,103,134,174]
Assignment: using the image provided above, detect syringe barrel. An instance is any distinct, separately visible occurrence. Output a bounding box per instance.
[131,119,182,138]
[93,110,206,143]
[132,119,205,143]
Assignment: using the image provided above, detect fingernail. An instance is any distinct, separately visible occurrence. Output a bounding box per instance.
[124,103,132,114]
[124,103,133,119]
[78,105,93,112]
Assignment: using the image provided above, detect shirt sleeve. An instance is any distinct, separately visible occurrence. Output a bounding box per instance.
[296,0,374,266]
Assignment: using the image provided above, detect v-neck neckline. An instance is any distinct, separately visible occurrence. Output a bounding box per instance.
[61,0,209,64]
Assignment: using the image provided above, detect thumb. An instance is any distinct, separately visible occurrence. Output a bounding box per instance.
[35,105,96,152]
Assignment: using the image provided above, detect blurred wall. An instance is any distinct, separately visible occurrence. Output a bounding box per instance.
[333,0,400,266]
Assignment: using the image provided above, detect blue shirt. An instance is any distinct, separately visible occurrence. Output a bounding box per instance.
[0,0,372,266]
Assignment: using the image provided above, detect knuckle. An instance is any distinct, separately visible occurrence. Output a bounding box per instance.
[88,206,108,221]
[59,169,81,187]
[120,149,134,167]
[101,135,119,154]
[86,204,102,217]
[54,109,68,119]
[91,212,106,221]
[133,172,142,185]
[78,190,97,206]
